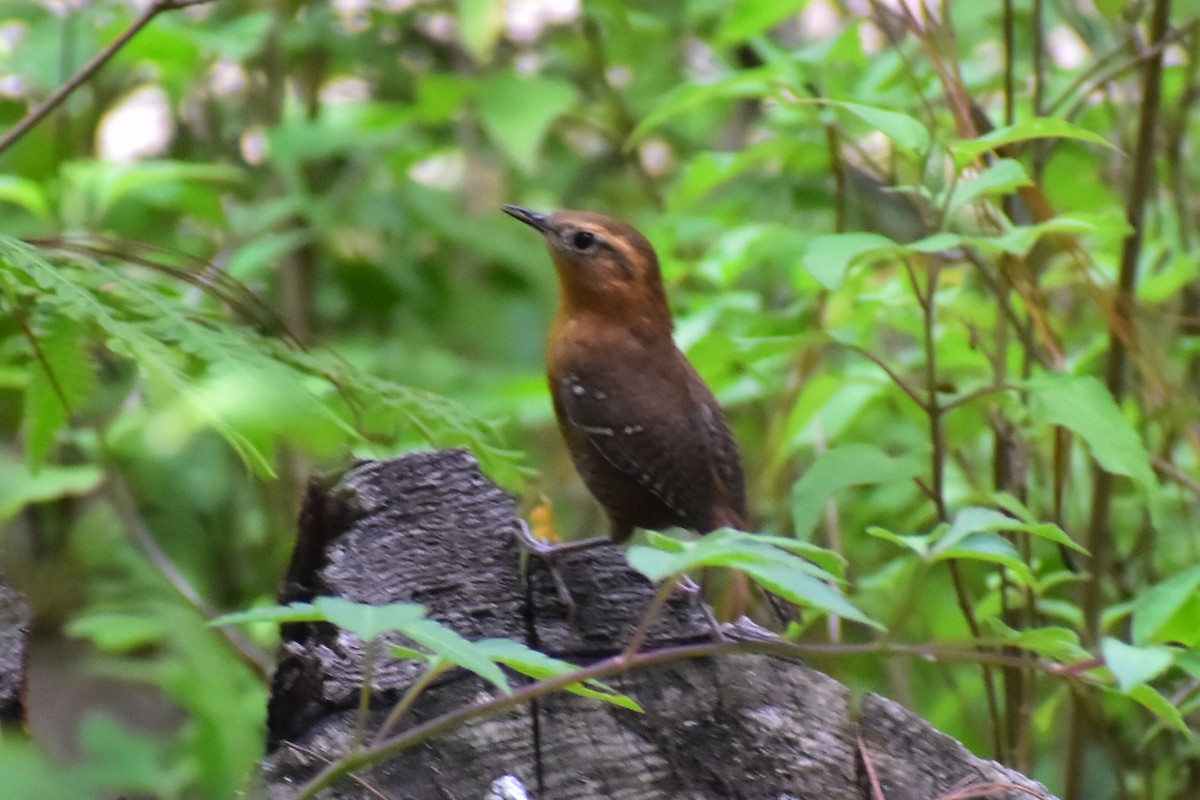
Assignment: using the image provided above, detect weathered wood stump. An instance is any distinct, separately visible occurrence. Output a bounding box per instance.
[260,449,1057,800]
[0,570,30,728]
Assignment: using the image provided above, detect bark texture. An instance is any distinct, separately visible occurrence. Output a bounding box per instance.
[261,449,1057,800]
[0,569,30,728]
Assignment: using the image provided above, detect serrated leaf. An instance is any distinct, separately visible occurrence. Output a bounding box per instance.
[401,618,510,693]
[1132,566,1200,646]
[313,597,426,641]
[478,71,576,173]
[478,639,642,711]
[1103,638,1176,693]
[801,232,896,289]
[23,314,96,469]
[1026,374,1155,490]
[791,443,927,539]
[951,118,1117,167]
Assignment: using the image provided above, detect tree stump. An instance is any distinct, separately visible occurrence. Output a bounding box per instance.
[0,570,30,728]
[260,449,1057,800]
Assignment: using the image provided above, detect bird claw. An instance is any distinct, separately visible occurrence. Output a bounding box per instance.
[511,520,602,624]
[678,575,727,643]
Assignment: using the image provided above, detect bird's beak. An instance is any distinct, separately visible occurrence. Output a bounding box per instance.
[502,205,550,233]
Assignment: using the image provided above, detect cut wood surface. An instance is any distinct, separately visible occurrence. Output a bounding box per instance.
[261,449,1057,800]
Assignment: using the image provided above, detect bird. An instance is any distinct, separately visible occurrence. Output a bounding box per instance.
[502,205,747,609]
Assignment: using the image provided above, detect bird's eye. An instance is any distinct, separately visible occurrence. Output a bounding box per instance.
[571,230,597,251]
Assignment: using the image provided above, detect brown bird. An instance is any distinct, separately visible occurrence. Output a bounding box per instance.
[503,205,747,555]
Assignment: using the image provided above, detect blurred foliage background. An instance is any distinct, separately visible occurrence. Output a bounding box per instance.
[1,0,1199,798]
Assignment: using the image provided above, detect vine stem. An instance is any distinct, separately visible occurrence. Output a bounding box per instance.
[0,0,213,157]
[1070,1,1170,798]
[915,255,1004,760]
[289,637,1072,800]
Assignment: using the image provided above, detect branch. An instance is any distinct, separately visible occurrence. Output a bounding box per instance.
[0,0,213,157]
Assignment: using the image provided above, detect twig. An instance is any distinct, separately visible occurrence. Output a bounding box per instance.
[106,473,273,681]
[0,0,213,157]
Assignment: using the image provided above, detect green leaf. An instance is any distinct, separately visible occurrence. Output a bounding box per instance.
[715,0,807,47]
[1125,684,1190,734]
[735,560,881,628]
[801,232,896,289]
[987,621,1090,661]
[629,66,779,143]
[0,175,51,219]
[75,715,173,792]
[906,232,965,253]
[939,506,1086,554]
[946,159,1032,218]
[477,71,576,173]
[23,314,95,469]
[627,530,879,629]
[210,601,322,627]
[951,117,1116,167]
[66,612,166,652]
[388,644,431,662]
[933,532,1033,585]
[458,0,504,62]
[967,216,1098,256]
[1132,566,1200,646]
[1103,638,1176,693]
[831,101,931,157]
[478,639,642,711]
[1026,374,1155,490]
[791,443,927,539]
[401,618,511,694]
[865,526,932,557]
[314,597,427,641]
[0,453,104,522]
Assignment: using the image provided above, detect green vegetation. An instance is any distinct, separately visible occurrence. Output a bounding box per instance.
[1,1,1197,798]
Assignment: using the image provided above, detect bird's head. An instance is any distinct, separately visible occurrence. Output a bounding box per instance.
[503,205,671,333]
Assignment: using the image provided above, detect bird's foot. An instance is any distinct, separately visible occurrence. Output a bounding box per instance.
[511,520,608,624]
[678,575,727,643]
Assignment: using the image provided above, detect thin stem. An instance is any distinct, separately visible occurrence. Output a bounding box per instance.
[840,343,929,412]
[621,575,681,661]
[0,0,213,157]
[918,256,1004,759]
[351,638,379,753]
[106,474,273,681]
[1083,0,1170,646]
[372,661,449,745]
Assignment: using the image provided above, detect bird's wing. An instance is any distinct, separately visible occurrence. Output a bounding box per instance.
[554,355,724,529]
